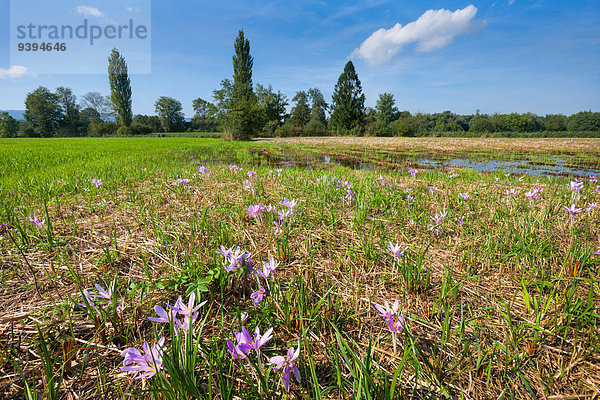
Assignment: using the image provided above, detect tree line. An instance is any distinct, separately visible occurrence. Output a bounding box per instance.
[1,33,599,139]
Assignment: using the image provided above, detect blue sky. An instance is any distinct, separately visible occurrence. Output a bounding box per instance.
[1,0,599,117]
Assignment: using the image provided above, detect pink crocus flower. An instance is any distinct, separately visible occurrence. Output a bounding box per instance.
[90,179,102,187]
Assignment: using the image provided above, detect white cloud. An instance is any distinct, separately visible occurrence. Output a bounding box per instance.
[352,5,481,65]
[76,5,104,17]
[126,6,141,12]
[0,65,34,80]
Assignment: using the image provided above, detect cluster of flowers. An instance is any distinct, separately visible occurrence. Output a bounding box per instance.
[316,175,355,201]
[216,245,280,307]
[90,179,103,187]
[246,198,297,235]
[171,178,191,186]
[563,180,598,223]
[121,293,207,379]
[227,325,301,392]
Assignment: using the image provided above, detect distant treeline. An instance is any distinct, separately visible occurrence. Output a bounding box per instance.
[2,88,598,139]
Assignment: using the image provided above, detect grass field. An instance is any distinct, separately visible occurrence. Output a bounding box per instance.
[1,137,599,399]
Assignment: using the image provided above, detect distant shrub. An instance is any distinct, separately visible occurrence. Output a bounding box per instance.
[116,126,133,136]
[469,117,495,133]
[303,119,328,136]
[275,122,295,137]
[90,121,117,137]
[130,123,153,135]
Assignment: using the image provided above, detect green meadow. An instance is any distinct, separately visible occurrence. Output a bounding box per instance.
[1,137,599,399]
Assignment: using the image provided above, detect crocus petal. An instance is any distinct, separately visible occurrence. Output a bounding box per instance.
[270,355,285,368]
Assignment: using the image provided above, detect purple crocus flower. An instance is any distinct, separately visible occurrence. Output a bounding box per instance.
[246,170,256,178]
[586,202,597,212]
[250,282,266,306]
[198,166,210,174]
[567,181,584,192]
[563,204,582,216]
[387,242,405,258]
[590,176,597,183]
[524,190,537,200]
[430,210,447,225]
[408,168,418,176]
[171,178,191,186]
[273,221,283,235]
[458,192,469,201]
[28,215,45,227]
[246,204,264,218]
[429,186,437,193]
[228,164,240,172]
[121,337,165,379]
[257,256,280,279]
[279,198,297,209]
[172,292,207,331]
[504,188,517,197]
[270,345,301,392]
[148,304,181,326]
[385,314,405,334]
[238,326,273,353]
[90,179,102,187]
[374,300,399,319]
[457,216,465,225]
[91,282,113,300]
[594,250,600,256]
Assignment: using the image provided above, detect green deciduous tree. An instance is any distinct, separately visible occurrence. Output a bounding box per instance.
[56,87,82,136]
[154,96,185,132]
[24,86,63,137]
[108,48,133,127]
[330,61,365,132]
[567,111,600,132]
[0,112,18,137]
[192,98,219,132]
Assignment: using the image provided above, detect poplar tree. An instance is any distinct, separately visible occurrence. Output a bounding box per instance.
[226,30,262,140]
[108,48,132,127]
[330,61,365,132]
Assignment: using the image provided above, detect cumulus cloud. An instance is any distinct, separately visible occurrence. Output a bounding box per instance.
[76,5,104,17]
[352,5,481,65]
[0,65,34,80]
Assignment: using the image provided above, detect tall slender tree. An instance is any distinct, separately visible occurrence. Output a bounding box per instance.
[226,30,262,140]
[330,61,365,132]
[232,30,254,103]
[108,48,132,127]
